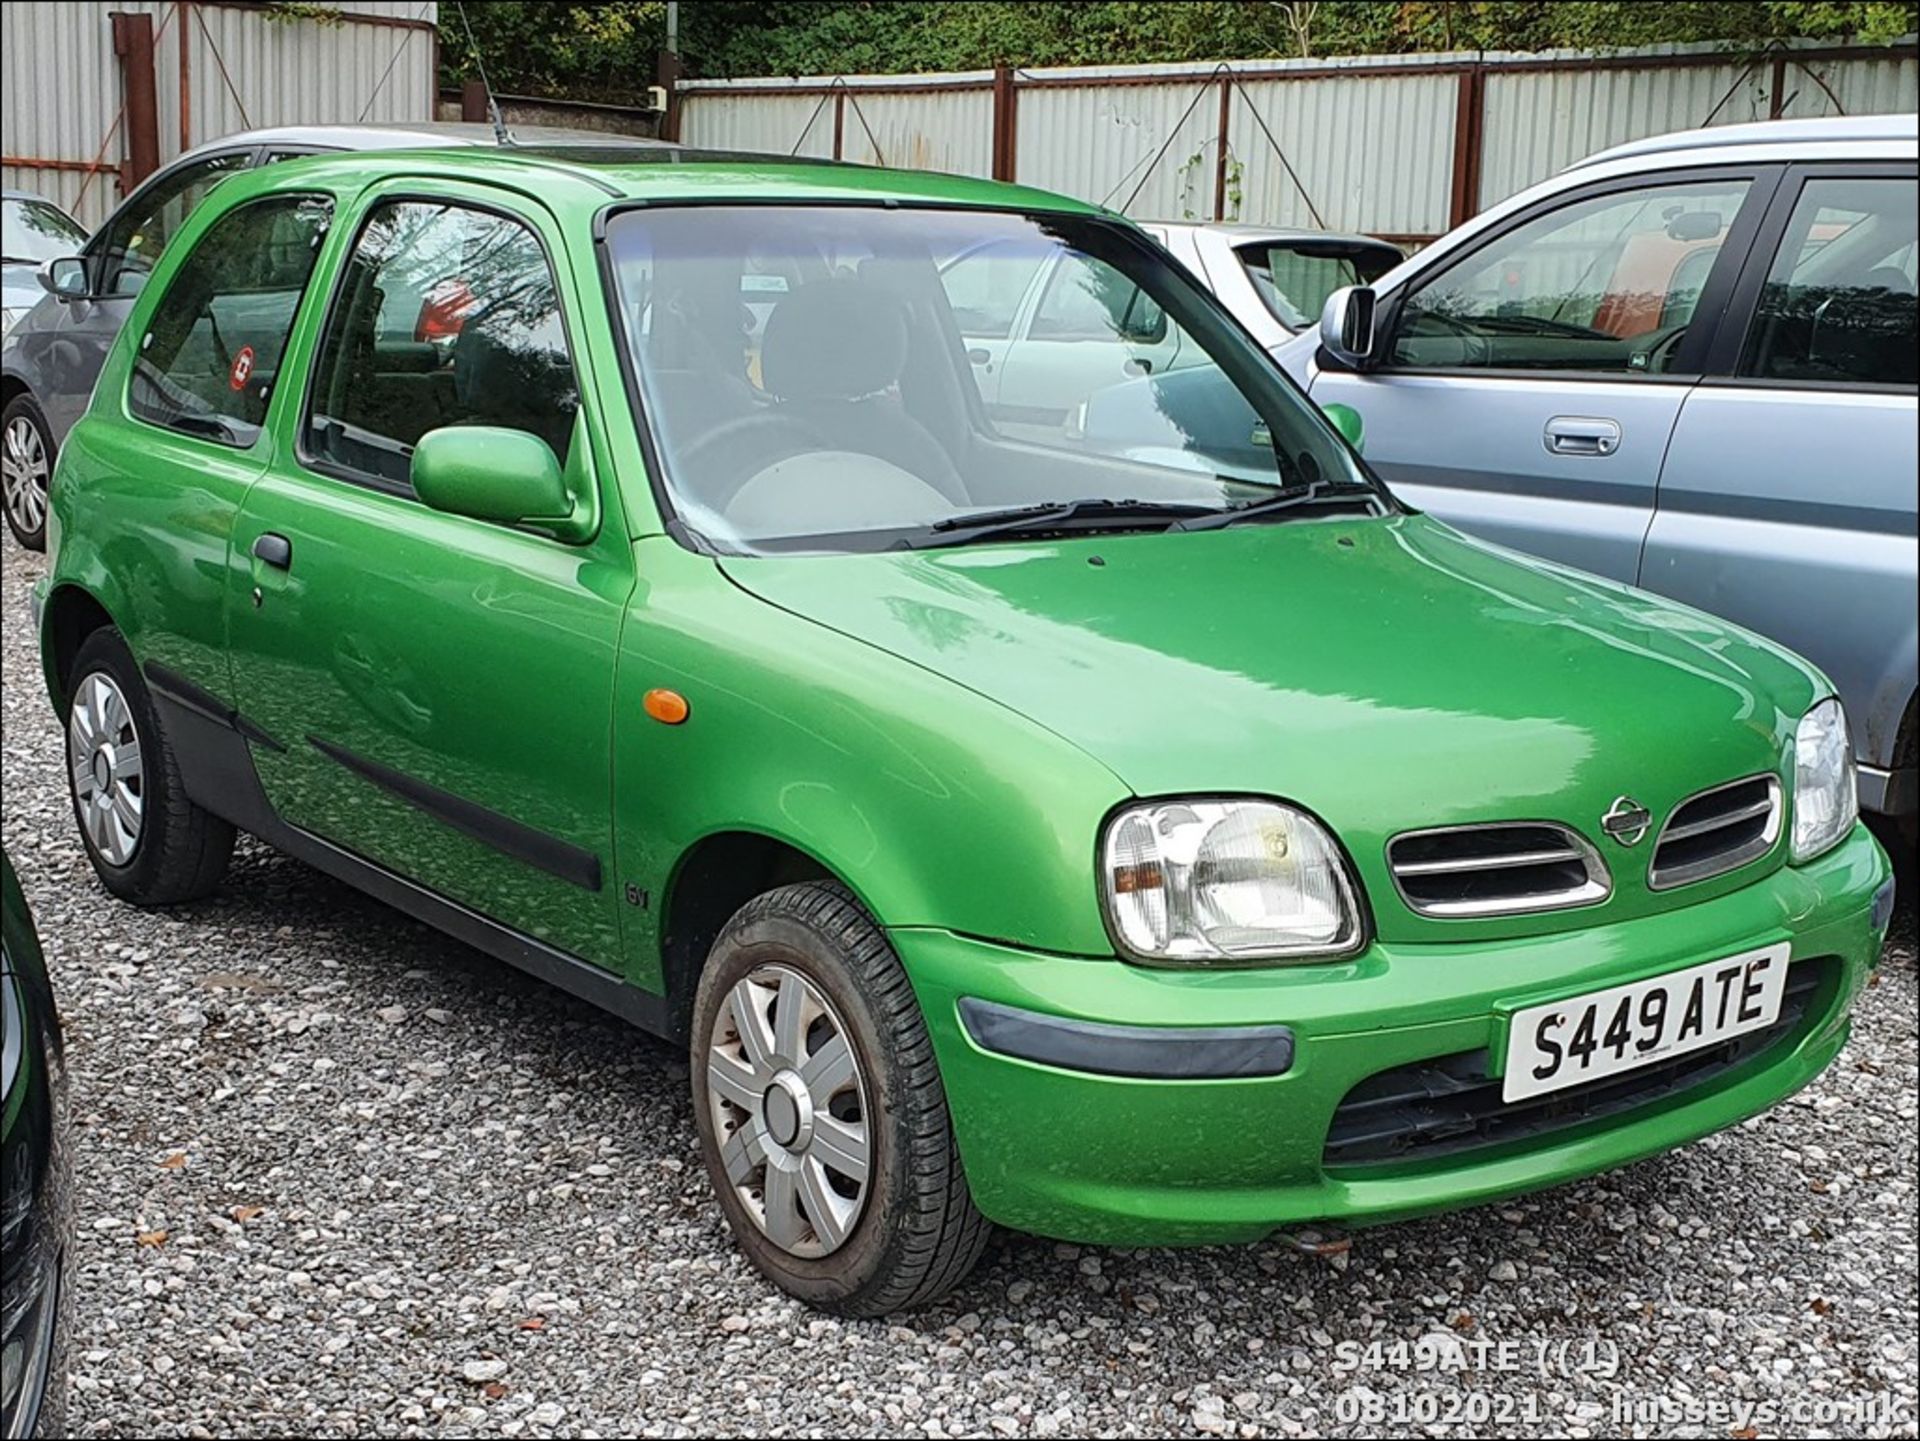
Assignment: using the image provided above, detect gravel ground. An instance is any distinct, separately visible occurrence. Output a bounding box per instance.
[3,542,1915,1440]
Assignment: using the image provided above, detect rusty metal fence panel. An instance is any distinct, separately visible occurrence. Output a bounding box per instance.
[677,37,1917,246]
[184,1,438,143]
[1014,69,1223,220]
[838,87,994,175]
[3,0,437,231]
[1479,53,1756,209]
[2,1,165,226]
[1231,67,1457,240]
[680,87,837,158]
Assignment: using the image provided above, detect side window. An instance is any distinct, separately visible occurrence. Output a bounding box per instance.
[96,152,251,296]
[1391,178,1751,374]
[128,194,333,447]
[938,240,1046,339]
[1741,176,1918,387]
[304,200,579,490]
[1030,252,1167,343]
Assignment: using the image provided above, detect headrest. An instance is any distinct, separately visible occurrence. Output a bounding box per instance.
[760,277,909,402]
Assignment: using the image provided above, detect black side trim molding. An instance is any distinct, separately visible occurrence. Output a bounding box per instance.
[146,686,666,1038]
[958,998,1295,1080]
[306,735,603,893]
[143,662,287,752]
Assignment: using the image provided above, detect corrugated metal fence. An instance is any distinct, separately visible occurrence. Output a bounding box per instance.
[680,38,1919,244]
[3,0,438,229]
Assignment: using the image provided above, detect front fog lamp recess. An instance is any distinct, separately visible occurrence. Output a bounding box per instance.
[1101,799,1362,963]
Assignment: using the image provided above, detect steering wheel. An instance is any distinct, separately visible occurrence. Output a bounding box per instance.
[1402,308,1493,367]
[673,409,833,513]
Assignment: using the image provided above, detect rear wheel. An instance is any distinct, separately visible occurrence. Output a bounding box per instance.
[690,881,990,1316]
[2,394,54,550]
[65,629,234,904]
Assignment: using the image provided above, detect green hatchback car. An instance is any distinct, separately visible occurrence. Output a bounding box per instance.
[33,147,1896,1315]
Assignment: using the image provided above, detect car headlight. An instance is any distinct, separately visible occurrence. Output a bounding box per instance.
[0,307,23,338]
[1099,798,1363,964]
[1791,698,1857,863]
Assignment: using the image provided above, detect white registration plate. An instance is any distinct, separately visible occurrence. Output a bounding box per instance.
[1501,944,1790,1103]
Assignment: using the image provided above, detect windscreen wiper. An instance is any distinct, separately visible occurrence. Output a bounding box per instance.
[900,497,1215,550]
[1169,481,1378,533]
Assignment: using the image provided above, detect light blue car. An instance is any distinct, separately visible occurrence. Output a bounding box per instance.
[1280,115,1918,849]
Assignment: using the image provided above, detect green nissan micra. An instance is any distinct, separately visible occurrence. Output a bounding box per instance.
[32,146,1895,1315]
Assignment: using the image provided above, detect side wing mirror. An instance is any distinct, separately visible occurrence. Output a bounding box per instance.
[1318,285,1378,371]
[39,257,89,301]
[410,426,592,541]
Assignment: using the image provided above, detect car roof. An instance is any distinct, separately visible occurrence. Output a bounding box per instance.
[1572,113,1919,170]
[178,120,674,161]
[1147,220,1401,248]
[242,143,1108,217]
[3,188,58,204]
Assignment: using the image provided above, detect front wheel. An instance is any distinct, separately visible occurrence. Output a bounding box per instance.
[690,882,990,1316]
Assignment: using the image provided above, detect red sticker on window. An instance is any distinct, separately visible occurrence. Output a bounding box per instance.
[228,345,256,391]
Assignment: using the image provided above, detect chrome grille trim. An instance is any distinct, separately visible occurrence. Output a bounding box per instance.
[1387,822,1611,919]
[1649,774,1782,891]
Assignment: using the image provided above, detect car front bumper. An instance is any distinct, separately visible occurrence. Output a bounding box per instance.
[893,824,1893,1247]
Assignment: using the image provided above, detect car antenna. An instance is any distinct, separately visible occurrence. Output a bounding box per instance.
[453,0,512,146]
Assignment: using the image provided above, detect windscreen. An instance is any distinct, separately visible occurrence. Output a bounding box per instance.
[2,199,86,266]
[603,205,1379,554]
[1237,240,1402,330]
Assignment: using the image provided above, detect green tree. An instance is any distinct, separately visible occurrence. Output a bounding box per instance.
[438,0,1917,94]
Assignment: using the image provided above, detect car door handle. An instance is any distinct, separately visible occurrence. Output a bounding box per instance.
[966,347,991,366]
[252,532,292,570]
[1543,417,1621,456]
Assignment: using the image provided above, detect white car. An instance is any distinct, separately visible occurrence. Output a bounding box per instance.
[1141,222,1403,349]
[939,221,1399,444]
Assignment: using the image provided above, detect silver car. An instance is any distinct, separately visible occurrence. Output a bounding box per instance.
[1282,115,1918,846]
[0,122,662,550]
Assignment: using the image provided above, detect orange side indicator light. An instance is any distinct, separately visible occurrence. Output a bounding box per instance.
[644,688,690,725]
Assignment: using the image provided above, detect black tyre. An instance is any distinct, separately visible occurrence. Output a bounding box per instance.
[64,628,234,905]
[2,393,55,550]
[690,881,990,1316]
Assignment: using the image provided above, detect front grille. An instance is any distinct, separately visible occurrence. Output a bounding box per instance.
[1323,956,1836,1169]
[1649,774,1781,890]
[1387,823,1609,918]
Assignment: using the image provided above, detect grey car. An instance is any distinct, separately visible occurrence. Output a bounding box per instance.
[1,122,663,549]
[2,191,88,545]
[1283,115,1918,845]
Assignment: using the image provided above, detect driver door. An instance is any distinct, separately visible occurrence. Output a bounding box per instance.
[1309,169,1777,583]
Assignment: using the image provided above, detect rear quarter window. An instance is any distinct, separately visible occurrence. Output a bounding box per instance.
[127,193,334,448]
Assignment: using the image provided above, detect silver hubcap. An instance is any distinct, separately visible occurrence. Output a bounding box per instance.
[705,964,871,1258]
[2,416,49,535]
[69,673,145,866]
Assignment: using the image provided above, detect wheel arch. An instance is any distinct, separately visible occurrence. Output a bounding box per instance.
[658,829,864,1045]
[40,582,122,717]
